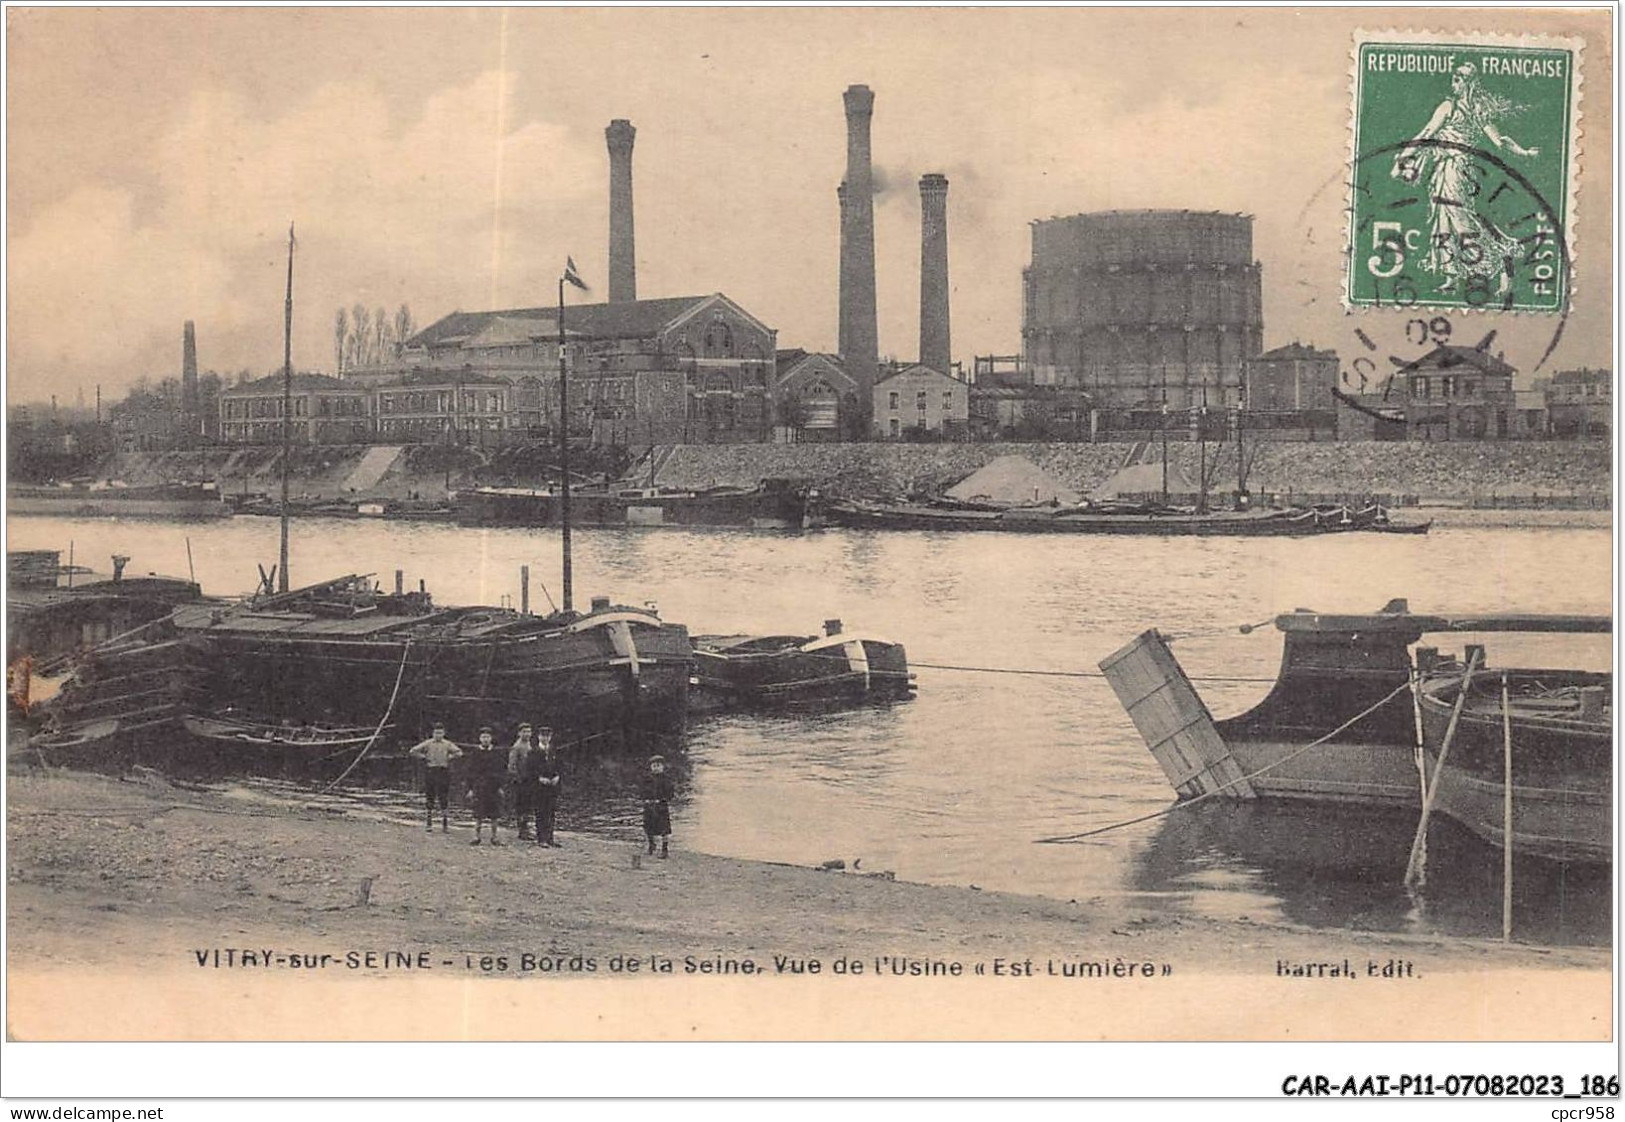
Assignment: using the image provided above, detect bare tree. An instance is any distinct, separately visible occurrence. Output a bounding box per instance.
[349,303,370,369]
[373,306,389,366]
[394,304,414,357]
[333,307,348,375]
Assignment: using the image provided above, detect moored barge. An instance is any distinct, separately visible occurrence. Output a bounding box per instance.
[453,478,820,529]
[691,621,913,711]
[1100,604,1610,840]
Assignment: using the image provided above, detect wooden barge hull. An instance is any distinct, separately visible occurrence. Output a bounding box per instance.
[691,635,912,711]
[454,485,813,529]
[8,493,230,520]
[825,502,1428,536]
[180,615,692,741]
[1419,671,1611,864]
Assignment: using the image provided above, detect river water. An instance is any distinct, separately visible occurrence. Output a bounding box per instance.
[8,513,1613,945]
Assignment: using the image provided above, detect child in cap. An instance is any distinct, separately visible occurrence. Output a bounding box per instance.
[640,754,674,859]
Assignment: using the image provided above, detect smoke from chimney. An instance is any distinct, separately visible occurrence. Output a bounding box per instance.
[606,119,637,304]
[840,85,878,436]
[918,174,950,375]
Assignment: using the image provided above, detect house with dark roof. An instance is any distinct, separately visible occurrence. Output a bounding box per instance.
[1399,345,1527,440]
[1243,342,1338,412]
[219,373,368,445]
[400,293,777,445]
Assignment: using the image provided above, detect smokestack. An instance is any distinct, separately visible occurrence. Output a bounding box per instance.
[841,85,878,436]
[606,120,637,304]
[918,173,950,375]
[182,320,200,415]
[836,180,849,358]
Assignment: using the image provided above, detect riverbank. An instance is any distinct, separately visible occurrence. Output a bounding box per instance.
[70,439,1611,508]
[6,768,1610,1041]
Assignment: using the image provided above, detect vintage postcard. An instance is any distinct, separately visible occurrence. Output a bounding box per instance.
[3,4,1616,1100]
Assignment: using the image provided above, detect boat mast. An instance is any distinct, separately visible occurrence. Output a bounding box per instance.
[279,223,295,593]
[1159,372,1169,504]
[1196,381,1210,515]
[557,274,573,613]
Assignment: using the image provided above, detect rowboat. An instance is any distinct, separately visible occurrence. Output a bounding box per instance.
[691,622,912,711]
[1416,653,1610,864]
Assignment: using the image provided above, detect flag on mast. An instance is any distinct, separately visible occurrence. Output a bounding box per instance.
[563,257,589,291]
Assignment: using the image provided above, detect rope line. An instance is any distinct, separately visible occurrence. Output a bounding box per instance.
[322,640,413,792]
[1033,679,1414,845]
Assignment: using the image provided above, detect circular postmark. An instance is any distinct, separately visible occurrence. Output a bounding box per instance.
[1291,138,1571,408]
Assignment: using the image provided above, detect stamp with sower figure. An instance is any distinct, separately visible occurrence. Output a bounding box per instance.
[1347,30,1582,314]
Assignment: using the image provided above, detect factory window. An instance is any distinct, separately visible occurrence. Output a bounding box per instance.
[703,323,733,359]
[942,391,953,411]
[1413,377,1431,399]
[1463,380,1476,397]
[916,391,928,412]
[1440,377,1455,399]
[889,392,899,411]
[889,418,900,437]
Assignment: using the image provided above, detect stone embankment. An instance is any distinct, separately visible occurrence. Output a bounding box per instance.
[652,440,1611,506]
[97,439,1609,507]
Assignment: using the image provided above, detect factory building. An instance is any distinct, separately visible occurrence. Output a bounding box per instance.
[401,292,776,445]
[772,350,860,442]
[1022,210,1263,410]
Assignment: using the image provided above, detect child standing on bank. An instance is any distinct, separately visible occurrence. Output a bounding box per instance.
[465,726,508,846]
[641,754,674,859]
[408,721,461,833]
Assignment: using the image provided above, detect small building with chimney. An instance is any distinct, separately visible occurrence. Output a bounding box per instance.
[1400,345,1527,440]
[874,364,969,439]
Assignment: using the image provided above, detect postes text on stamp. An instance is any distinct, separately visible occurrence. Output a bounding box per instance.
[1347,31,1582,313]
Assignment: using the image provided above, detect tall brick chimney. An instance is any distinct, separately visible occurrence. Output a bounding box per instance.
[918,173,950,375]
[836,180,849,359]
[841,85,878,436]
[606,119,637,304]
[181,320,199,415]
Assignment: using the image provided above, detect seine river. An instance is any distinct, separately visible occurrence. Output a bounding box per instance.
[9,513,1613,945]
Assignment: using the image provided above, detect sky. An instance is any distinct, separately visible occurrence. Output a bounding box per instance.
[5,6,1614,404]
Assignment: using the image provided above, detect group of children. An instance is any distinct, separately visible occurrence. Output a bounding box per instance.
[406,722,675,857]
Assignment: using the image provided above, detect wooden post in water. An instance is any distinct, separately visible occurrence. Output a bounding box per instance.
[520,565,531,615]
[1404,649,1481,888]
[1501,672,1514,942]
[185,537,196,586]
[66,540,74,590]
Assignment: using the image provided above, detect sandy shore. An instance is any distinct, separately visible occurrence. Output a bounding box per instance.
[5,768,1612,1041]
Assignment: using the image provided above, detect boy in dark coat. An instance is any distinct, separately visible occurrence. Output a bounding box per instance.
[641,754,674,859]
[531,728,562,847]
[465,727,508,846]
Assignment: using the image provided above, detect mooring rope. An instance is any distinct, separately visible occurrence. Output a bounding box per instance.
[322,639,413,792]
[1032,678,1414,845]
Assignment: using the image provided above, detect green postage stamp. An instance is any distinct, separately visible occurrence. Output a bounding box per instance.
[1347,30,1583,313]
